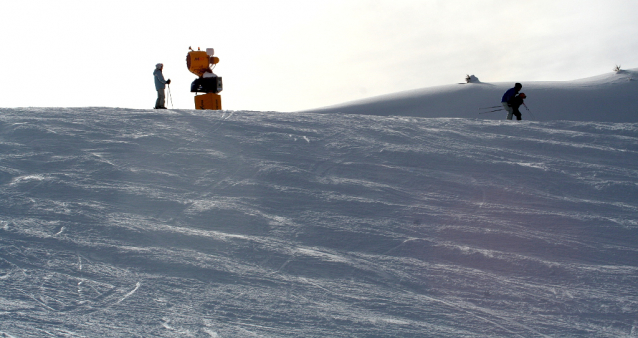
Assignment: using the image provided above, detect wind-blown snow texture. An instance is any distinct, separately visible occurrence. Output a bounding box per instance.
[1,70,638,337]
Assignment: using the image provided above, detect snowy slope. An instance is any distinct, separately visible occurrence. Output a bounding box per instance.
[310,69,638,123]
[1,70,638,337]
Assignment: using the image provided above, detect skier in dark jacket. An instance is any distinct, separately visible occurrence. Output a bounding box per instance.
[508,93,526,120]
[501,83,522,120]
[153,63,171,109]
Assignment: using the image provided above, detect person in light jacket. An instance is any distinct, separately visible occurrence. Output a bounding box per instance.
[501,83,522,120]
[153,63,171,109]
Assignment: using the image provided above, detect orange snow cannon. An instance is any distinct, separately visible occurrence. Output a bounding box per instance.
[186,47,223,110]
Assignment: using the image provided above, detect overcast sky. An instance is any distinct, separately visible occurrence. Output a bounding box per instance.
[2,0,637,112]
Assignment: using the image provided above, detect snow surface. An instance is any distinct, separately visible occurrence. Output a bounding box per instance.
[1,70,638,337]
[312,69,638,123]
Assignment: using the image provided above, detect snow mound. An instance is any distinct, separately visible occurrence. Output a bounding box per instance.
[309,68,638,122]
[466,74,480,83]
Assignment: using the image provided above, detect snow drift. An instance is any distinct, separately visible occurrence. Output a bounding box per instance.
[311,68,638,123]
[1,69,638,337]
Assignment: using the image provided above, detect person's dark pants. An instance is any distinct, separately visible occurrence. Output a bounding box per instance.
[513,109,522,120]
[155,89,166,109]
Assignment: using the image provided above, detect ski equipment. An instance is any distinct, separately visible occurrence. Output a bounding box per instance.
[479,108,504,114]
[523,103,536,120]
[167,84,174,109]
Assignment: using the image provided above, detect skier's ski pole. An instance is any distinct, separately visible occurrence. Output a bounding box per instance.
[479,105,503,110]
[479,108,504,114]
[523,103,536,120]
[167,84,174,109]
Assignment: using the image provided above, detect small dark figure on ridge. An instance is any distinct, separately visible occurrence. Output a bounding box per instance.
[501,83,522,120]
[508,93,527,120]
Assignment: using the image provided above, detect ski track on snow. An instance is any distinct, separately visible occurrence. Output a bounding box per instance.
[0,107,637,337]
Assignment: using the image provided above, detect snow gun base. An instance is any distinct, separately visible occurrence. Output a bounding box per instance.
[195,93,222,110]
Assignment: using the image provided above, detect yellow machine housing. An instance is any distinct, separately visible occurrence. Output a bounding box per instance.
[186,51,210,77]
[194,93,222,110]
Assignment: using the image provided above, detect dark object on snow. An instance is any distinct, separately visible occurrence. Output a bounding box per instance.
[465,74,480,83]
[508,93,526,120]
[191,77,223,94]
